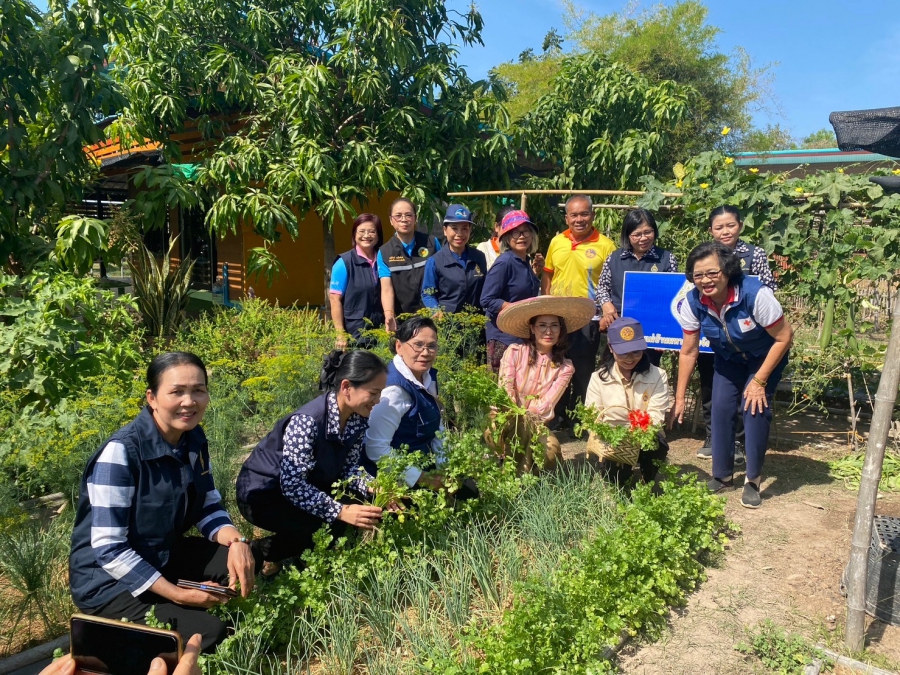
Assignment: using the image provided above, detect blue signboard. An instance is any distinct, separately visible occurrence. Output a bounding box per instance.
[620,271,712,353]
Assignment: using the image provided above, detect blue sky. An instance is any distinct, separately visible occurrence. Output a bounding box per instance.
[450,0,900,140]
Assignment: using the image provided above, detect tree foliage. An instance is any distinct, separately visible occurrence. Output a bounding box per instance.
[515,53,691,191]
[0,0,129,272]
[494,1,773,162]
[109,0,517,278]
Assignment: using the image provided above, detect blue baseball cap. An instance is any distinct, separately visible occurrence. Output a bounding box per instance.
[443,204,473,224]
[608,317,648,354]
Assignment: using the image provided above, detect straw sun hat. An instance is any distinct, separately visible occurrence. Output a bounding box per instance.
[497,296,597,339]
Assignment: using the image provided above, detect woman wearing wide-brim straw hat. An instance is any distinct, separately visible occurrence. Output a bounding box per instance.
[489,295,596,474]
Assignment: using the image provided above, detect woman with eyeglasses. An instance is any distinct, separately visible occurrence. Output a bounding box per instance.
[330,213,385,349]
[596,208,677,340]
[377,198,442,332]
[492,296,595,473]
[365,316,447,489]
[480,210,543,373]
[670,242,793,510]
[695,205,779,460]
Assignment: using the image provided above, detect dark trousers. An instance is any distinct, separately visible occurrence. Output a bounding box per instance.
[555,320,601,424]
[601,433,669,485]
[238,492,348,564]
[698,351,744,443]
[711,353,788,482]
[83,537,257,653]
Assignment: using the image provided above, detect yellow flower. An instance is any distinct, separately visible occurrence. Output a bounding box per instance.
[721,126,731,136]
[837,168,844,174]
[675,179,683,188]
[749,168,759,174]
[725,157,734,164]
[795,187,804,193]
[700,183,709,189]
[892,169,900,176]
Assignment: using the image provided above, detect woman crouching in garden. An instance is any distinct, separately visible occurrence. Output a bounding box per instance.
[671,242,792,509]
[492,296,596,473]
[236,350,388,576]
[69,352,259,653]
[365,316,447,490]
[584,318,671,489]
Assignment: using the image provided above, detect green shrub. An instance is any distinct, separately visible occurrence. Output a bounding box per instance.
[736,620,830,674]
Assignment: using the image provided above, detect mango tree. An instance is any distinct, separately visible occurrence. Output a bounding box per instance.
[107,0,518,292]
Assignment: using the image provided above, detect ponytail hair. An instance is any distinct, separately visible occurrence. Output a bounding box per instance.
[319,350,387,392]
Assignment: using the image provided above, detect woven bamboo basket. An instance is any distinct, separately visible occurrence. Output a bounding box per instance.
[583,405,648,467]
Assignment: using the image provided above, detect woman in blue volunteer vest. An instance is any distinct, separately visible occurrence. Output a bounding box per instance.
[69,352,258,653]
[420,203,487,314]
[480,210,543,373]
[670,242,793,510]
[236,350,388,575]
[365,316,446,489]
[695,205,779,460]
[596,208,676,367]
[329,213,385,348]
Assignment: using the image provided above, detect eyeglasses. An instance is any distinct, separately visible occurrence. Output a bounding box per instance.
[508,229,532,239]
[629,230,655,241]
[406,341,439,354]
[534,323,561,333]
[687,269,723,282]
[391,213,415,222]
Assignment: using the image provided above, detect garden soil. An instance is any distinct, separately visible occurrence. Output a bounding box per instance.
[561,435,900,674]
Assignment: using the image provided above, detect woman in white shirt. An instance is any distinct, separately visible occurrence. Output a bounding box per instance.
[365,316,446,489]
[584,317,670,488]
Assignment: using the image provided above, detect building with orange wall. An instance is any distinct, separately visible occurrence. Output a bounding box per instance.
[85,134,404,308]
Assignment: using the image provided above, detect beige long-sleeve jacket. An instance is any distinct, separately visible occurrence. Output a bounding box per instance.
[583,362,671,426]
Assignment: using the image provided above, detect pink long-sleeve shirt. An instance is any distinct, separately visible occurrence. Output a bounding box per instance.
[498,343,575,422]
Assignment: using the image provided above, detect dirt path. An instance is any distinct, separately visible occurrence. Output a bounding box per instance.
[561,435,900,674]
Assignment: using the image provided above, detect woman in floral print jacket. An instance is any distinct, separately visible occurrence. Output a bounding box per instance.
[237,350,388,575]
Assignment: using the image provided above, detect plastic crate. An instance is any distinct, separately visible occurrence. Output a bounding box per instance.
[864,515,900,625]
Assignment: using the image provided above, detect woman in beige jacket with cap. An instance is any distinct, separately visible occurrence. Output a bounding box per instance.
[584,316,670,488]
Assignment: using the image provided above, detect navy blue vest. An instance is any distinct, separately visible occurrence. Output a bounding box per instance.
[380,232,438,314]
[606,246,673,312]
[69,407,216,609]
[376,361,441,468]
[337,249,383,338]
[428,245,487,313]
[734,241,760,274]
[237,394,365,504]
[686,275,776,363]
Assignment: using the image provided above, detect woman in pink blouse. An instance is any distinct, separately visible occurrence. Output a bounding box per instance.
[494,296,597,473]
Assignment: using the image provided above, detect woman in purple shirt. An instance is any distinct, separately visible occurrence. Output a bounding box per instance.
[480,210,543,372]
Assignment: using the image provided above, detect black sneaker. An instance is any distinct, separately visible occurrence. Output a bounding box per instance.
[741,482,762,509]
[735,442,746,466]
[697,436,712,459]
[707,477,734,493]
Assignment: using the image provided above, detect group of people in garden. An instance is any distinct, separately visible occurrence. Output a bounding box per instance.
[65,194,793,656]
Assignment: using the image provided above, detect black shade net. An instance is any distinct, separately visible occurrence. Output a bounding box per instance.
[829,106,900,158]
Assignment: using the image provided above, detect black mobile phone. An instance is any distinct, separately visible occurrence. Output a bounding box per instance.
[176,579,238,598]
[70,614,184,675]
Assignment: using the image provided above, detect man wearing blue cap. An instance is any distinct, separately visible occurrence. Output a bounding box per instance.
[420,204,487,314]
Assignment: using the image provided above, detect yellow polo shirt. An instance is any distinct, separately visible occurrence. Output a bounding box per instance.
[544,228,616,300]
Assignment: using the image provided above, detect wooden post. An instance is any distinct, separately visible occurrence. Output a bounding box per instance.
[845,285,900,651]
[520,193,527,211]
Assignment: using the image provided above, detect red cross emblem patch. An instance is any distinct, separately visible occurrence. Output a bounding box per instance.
[739,317,757,333]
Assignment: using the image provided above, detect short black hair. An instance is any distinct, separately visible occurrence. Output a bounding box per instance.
[146,352,208,394]
[708,205,742,227]
[319,350,387,392]
[620,208,659,250]
[685,242,743,285]
[390,316,438,354]
[596,344,651,382]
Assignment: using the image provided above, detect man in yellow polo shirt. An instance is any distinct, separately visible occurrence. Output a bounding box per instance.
[542,194,616,429]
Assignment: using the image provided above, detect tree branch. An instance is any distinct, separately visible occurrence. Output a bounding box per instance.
[222,35,268,68]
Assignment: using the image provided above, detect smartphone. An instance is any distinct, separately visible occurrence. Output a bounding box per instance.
[70,614,183,675]
[176,579,238,598]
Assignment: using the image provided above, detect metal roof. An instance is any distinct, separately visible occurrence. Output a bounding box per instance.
[733,148,894,166]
